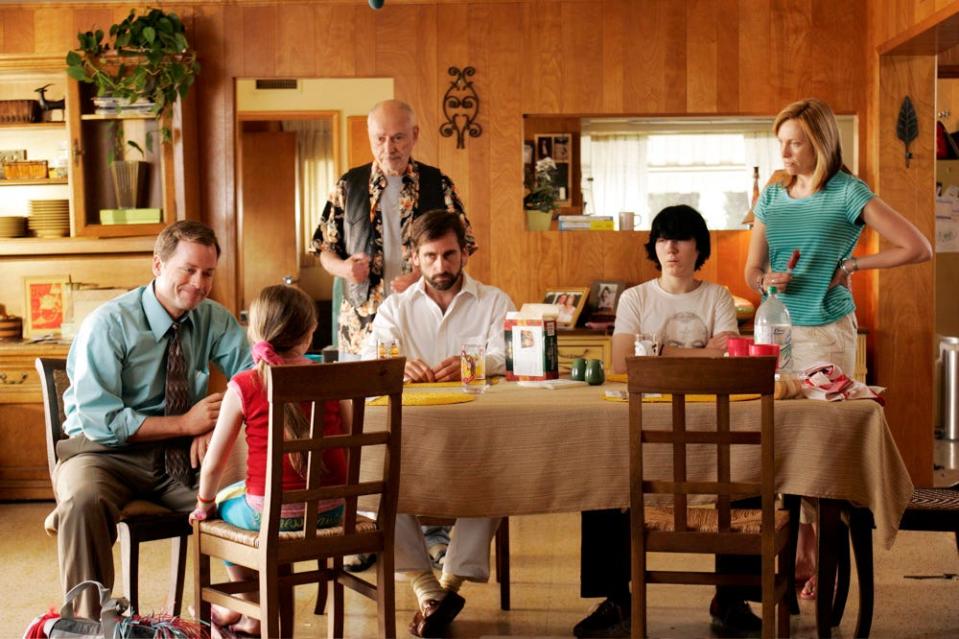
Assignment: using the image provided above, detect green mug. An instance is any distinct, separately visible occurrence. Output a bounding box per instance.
[585,359,605,385]
[570,357,587,381]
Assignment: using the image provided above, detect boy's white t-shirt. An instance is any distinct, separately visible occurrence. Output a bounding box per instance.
[613,279,739,348]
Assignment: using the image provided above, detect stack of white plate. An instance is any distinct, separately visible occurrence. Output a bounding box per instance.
[28,199,70,238]
[0,216,27,238]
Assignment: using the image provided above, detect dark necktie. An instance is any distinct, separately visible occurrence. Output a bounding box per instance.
[164,322,194,486]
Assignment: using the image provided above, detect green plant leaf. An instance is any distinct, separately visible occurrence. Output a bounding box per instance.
[66,66,89,82]
[66,51,82,67]
[142,26,156,44]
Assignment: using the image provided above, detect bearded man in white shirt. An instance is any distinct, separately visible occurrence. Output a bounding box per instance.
[363,209,514,637]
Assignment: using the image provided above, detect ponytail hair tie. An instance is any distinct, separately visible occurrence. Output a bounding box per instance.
[251,340,285,366]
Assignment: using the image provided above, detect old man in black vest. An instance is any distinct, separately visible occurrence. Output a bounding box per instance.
[311,98,476,360]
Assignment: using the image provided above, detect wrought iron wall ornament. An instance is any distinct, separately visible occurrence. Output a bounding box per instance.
[440,66,481,149]
[897,95,919,168]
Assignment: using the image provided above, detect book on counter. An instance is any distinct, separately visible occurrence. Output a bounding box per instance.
[557,215,615,231]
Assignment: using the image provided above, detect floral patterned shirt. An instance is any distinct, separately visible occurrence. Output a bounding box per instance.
[312,159,475,355]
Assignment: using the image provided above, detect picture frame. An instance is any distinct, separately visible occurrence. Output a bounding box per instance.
[23,275,69,338]
[587,280,626,317]
[542,286,589,328]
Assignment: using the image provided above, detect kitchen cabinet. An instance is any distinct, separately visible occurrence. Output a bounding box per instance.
[0,54,195,244]
[557,330,611,374]
[0,340,69,500]
[0,56,71,237]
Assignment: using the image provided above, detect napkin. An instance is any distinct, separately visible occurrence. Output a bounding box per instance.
[801,362,884,404]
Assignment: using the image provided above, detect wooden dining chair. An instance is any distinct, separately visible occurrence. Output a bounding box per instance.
[193,358,405,638]
[35,357,193,615]
[830,483,959,638]
[626,356,794,639]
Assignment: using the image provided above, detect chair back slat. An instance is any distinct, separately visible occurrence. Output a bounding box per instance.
[34,358,69,476]
[261,358,405,553]
[268,361,405,402]
[717,394,731,531]
[671,395,687,530]
[627,356,776,395]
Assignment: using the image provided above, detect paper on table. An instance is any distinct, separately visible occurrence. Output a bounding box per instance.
[517,379,588,390]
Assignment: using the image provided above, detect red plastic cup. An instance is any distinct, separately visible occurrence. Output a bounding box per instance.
[726,336,754,357]
[749,343,781,359]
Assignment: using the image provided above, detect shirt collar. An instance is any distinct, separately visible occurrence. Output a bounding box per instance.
[413,271,477,300]
[144,281,194,342]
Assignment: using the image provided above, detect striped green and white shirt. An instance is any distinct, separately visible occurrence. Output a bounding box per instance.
[754,171,873,326]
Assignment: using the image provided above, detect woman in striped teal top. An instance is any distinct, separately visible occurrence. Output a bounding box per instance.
[746,98,930,373]
[744,97,931,600]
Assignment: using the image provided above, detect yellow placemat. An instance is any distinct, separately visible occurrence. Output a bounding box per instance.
[603,391,760,403]
[368,392,477,406]
[607,372,628,384]
[405,376,502,388]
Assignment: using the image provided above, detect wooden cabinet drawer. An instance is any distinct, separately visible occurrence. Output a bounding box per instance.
[557,336,611,373]
[0,342,70,404]
[0,357,43,403]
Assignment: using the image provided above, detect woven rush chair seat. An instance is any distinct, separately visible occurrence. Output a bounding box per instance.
[199,516,379,547]
[906,487,959,511]
[644,507,790,534]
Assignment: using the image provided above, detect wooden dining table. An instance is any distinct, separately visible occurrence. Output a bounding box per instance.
[361,381,914,637]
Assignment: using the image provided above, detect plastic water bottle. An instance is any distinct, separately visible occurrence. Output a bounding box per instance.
[754,286,793,371]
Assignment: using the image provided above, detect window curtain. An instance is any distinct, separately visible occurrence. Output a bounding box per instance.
[743,131,783,192]
[281,119,337,263]
[580,133,648,226]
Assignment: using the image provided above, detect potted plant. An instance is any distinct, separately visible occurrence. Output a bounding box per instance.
[523,157,559,231]
[66,8,199,213]
[66,7,199,138]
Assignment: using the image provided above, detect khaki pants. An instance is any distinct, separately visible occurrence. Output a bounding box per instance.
[791,311,858,375]
[394,514,500,581]
[50,440,195,618]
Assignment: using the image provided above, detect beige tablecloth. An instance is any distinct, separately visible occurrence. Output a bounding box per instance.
[362,382,913,549]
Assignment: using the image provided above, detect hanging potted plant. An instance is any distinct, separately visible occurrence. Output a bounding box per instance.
[66,8,199,209]
[524,157,559,231]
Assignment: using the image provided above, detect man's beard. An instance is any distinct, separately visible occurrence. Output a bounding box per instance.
[426,268,463,291]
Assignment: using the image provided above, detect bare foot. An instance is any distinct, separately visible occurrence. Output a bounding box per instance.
[799,574,817,600]
[211,604,242,628]
[230,616,261,637]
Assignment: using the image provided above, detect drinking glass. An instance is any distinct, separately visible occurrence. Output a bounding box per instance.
[376,336,402,359]
[633,333,657,357]
[461,343,487,394]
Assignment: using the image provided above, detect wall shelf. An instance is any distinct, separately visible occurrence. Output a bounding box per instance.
[80,113,157,121]
[0,177,68,186]
[0,235,155,256]
[0,121,65,129]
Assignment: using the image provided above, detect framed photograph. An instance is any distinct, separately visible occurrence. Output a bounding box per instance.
[553,134,570,162]
[536,135,552,160]
[523,140,534,165]
[23,275,69,338]
[542,286,589,328]
[588,280,626,317]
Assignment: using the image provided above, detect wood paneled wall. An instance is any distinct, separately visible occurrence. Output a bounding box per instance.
[5,1,945,482]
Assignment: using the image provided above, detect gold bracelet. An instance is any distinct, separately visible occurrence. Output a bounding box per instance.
[840,257,858,276]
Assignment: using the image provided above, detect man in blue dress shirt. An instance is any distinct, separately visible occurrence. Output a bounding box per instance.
[51,221,252,617]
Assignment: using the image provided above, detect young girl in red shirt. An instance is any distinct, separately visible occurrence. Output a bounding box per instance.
[190,284,347,636]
